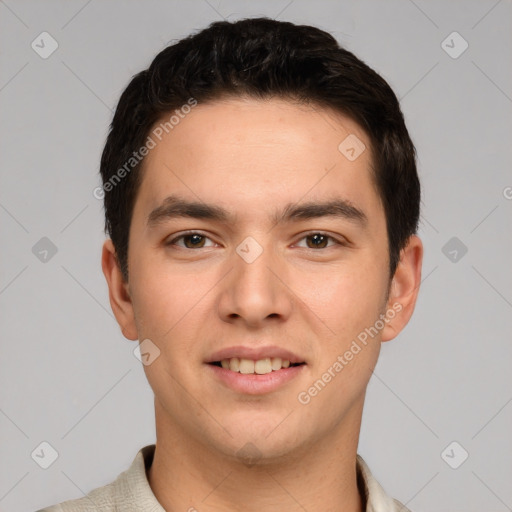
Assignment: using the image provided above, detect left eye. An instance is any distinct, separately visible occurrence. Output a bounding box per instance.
[295,233,339,249]
[169,233,216,249]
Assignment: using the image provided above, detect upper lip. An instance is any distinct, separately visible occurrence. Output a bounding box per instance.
[206,345,305,364]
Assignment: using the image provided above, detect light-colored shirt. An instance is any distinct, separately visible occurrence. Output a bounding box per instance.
[38,444,411,512]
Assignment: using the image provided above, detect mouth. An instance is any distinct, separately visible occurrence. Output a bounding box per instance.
[205,346,307,394]
[209,357,305,375]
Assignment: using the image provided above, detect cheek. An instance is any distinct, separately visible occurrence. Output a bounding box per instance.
[129,254,222,358]
[291,260,387,340]
[295,268,384,415]
[129,264,214,399]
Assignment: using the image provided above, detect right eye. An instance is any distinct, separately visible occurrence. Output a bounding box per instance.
[167,232,217,249]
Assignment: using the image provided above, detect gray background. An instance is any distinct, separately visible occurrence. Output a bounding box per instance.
[1,1,511,511]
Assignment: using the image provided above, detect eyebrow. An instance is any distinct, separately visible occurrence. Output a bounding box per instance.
[147,194,368,228]
[276,199,367,226]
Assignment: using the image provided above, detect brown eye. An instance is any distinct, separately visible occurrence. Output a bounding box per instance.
[182,234,206,248]
[304,233,330,249]
[168,232,215,249]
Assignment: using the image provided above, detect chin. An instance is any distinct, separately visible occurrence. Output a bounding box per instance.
[207,414,309,462]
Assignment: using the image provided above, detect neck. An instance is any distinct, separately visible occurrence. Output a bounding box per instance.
[147,399,365,512]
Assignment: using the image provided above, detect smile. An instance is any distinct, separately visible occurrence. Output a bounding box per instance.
[210,357,304,375]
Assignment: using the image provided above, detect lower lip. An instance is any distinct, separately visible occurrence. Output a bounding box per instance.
[206,364,306,395]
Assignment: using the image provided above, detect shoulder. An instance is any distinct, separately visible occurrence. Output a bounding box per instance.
[37,445,160,512]
[37,478,117,511]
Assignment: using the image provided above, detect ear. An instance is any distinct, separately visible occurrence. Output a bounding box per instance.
[101,239,138,341]
[381,235,423,342]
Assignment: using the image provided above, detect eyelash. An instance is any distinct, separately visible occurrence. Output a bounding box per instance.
[167,231,345,250]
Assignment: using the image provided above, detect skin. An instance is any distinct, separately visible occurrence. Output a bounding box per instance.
[102,97,423,512]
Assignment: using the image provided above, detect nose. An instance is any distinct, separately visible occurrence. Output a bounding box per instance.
[216,238,293,329]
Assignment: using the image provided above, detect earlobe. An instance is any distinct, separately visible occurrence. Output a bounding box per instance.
[101,239,138,341]
[381,235,423,342]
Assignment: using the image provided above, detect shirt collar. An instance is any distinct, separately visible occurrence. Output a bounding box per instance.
[356,454,411,512]
[114,445,409,512]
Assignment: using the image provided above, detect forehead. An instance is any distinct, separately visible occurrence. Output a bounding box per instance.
[134,97,382,228]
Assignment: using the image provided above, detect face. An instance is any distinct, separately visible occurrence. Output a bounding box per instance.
[103,97,422,463]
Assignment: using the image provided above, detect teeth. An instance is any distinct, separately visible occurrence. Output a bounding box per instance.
[255,358,272,374]
[271,357,282,370]
[239,359,255,374]
[218,357,295,374]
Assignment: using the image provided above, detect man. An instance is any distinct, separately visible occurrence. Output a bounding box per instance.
[40,17,422,512]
